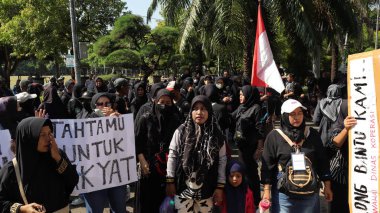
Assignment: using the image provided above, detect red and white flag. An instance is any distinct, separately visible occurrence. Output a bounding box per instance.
[251,4,285,94]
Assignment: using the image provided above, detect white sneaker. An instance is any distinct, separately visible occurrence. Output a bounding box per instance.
[71,197,84,206]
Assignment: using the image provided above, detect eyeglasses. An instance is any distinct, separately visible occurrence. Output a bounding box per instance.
[96,102,111,107]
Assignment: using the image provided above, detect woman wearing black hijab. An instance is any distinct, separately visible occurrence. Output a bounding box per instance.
[261,99,333,213]
[165,95,227,212]
[94,77,108,93]
[81,92,126,213]
[0,96,19,139]
[0,117,79,213]
[231,85,265,207]
[38,86,68,119]
[67,84,85,119]
[130,82,148,118]
[135,89,181,213]
[204,84,231,132]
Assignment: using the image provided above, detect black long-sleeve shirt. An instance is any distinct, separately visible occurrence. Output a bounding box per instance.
[261,128,331,185]
[0,151,78,213]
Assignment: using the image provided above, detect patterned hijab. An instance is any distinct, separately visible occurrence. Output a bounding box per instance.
[181,95,225,178]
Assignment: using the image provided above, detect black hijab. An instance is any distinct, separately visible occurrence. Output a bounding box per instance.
[149,82,165,101]
[234,85,260,118]
[181,95,224,178]
[94,77,108,93]
[72,84,84,99]
[280,112,306,143]
[132,82,148,106]
[90,92,114,110]
[40,86,67,119]
[16,117,53,186]
[0,96,18,138]
[204,84,220,103]
[14,117,76,212]
[153,89,176,135]
[241,85,260,108]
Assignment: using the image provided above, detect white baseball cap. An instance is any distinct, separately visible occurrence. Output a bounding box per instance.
[281,99,307,114]
[15,92,37,103]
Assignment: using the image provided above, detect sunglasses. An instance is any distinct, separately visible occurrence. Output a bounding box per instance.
[95,102,111,107]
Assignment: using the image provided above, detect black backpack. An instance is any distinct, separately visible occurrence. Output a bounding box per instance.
[275,128,320,197]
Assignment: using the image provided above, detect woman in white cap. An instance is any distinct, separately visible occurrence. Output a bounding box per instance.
[260,99,333,213]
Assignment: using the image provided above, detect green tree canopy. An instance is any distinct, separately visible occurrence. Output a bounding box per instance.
[105,49,141,68]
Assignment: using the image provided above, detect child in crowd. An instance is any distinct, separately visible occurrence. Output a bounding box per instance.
[220,160,255,213]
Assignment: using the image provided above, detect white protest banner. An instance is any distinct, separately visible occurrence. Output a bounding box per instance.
[0,130,13,169]
[347,49,380,212]
[52,114,137,195]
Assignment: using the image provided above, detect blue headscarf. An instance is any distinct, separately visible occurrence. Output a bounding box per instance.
[225,160,247,213]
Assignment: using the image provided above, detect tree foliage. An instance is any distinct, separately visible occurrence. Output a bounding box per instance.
[87,13,180,79]
[0,0,126,86]
[148,0,371,79]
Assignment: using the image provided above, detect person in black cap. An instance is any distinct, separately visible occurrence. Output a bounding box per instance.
[76,91,95,119]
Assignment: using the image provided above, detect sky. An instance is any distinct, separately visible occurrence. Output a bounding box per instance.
[123,0,163,29]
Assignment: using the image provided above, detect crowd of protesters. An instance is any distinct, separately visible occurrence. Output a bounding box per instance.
[0,68,355,213]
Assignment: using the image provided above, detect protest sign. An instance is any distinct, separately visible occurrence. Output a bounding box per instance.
[0,130,13,169]
[52,114,137,195]
[347,49,380,212]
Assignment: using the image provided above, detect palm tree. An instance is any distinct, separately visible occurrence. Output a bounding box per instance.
[148,0,361,78]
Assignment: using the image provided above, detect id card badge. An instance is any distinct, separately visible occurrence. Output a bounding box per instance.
[291,153,306,171]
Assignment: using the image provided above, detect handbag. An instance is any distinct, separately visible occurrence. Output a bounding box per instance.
[12,158,69,213]
[150,143,168,177]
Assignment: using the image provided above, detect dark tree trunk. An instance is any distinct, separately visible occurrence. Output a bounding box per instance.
[243,27,254,77]
[0,46,19,88]
[330,41,337,82]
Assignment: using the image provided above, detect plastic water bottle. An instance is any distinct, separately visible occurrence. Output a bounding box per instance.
[259,199,271,213]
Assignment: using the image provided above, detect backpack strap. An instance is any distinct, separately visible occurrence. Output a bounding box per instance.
[275,127,310,172]
[275,126,310,147]
[12,158,28,205]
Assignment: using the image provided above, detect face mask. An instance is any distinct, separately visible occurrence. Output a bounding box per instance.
[216,83,223,89]
[156,104,172,115]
